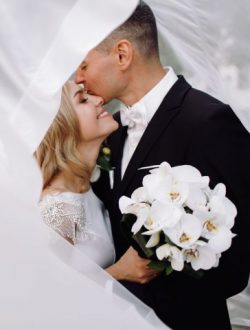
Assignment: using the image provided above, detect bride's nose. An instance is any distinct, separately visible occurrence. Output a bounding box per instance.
[94,96,104,107]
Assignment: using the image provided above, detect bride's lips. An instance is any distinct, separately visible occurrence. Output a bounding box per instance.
[97,108,111,119]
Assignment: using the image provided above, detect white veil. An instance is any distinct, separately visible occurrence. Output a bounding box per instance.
[0,0,249,328]
[0,0,168,329]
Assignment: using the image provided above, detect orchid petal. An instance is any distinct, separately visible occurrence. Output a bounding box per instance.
[150,162,172,175]
[186,246,217,270]
[150,201,182,228]
[156,244,170,260]
[131,207,150,234]
[212,183,226,197]
[172,165,209,187]
[170,247,184,271]
[154,181,189,206]
[223,197,237,229]
[119,196,134,213]
[164,214,203,249]
[131,186,151,203]
[145,232,160,248]
[156,244,184,271]
[185,187,208,211]
[208,226,236,253]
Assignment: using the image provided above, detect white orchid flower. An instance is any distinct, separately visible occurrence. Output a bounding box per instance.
[156,244,184,271]
[119,186,151,213]
[208,226,236,253]
[143,168,189,206]
[163,214,203,249]
[208,183,237,229]
[119,188,180,235]
[192,183,237,253]
[185,186,208,212]
[143,162,209,208]
[193,209,236,254]
[130,207,152,235]
[142,200,183,235]
[148,161,172,176]
[131,186,153,204]
[119,196,150,234]
[171,164,209,188]
[142,162,172,200]
[184,245,219,270]
[205,182,226,199]
[119,189,151,235]
[119,186,182,235]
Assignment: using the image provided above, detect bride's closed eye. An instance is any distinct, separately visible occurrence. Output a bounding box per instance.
[80,96,88,104]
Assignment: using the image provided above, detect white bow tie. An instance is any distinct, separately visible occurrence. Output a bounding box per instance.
[120,103,147,129]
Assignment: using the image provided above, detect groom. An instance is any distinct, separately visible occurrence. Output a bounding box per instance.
[75,2,250,329]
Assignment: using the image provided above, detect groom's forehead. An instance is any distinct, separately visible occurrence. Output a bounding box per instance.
[84,49,104,62]
[78,50,105,69]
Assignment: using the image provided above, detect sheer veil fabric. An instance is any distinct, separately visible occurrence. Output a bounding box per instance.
[0,0,249,328]
[0,1,168,329]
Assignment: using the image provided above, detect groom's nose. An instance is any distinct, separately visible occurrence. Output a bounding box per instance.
[75,67,85,85]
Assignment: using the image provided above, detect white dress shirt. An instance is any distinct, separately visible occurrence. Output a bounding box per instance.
[121,66,178,177]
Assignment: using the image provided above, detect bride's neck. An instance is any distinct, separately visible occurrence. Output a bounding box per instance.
[77,140,101,172]
[46,140,102,194]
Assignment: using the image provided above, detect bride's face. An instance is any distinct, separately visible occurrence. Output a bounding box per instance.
[68,81,118,142]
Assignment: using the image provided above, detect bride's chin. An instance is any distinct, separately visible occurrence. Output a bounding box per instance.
[102,121,119,135]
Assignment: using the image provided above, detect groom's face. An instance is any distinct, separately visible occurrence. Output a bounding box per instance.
[75,49,120,103]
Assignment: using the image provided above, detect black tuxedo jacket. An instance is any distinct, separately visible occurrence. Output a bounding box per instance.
[93,76,250,330]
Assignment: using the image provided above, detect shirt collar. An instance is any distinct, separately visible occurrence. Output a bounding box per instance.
[123,66,178,124]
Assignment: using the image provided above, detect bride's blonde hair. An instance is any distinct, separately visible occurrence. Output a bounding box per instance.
[35,82,90,189]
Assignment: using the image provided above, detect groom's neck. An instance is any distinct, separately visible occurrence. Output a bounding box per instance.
[120,61,166,106]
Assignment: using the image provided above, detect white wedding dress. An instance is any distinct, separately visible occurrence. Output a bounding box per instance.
[39,188,115,268]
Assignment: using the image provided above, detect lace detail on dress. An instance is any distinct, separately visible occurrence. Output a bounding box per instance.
[39,193,87,244]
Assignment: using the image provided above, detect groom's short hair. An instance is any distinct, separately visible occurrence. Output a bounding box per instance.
[97,1,159,59]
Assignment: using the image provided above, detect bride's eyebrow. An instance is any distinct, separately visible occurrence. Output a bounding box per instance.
[73,89,84,98]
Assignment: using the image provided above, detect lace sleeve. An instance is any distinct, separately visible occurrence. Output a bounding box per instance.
[39,194,86,244]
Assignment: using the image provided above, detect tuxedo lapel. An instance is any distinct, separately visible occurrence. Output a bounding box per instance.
[119,76,191,195]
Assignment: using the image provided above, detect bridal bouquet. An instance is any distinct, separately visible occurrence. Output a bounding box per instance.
[119,162,237,277]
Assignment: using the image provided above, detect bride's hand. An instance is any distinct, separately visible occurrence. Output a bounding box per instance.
[106,246,160,284]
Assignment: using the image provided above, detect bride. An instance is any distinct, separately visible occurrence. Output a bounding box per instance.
[35,80,159,281]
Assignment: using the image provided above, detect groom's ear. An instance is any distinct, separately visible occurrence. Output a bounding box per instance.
[113,39,133,70]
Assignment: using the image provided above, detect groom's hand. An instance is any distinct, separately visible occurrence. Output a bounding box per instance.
[110,246,160,284]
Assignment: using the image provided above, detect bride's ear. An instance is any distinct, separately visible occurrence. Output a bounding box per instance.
[113,39,133,70]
